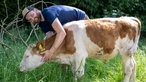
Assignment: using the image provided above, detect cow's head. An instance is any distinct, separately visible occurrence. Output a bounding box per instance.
[19,44,44,72]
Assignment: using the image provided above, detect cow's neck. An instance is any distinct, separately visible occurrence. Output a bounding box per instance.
[34,29,75,60]
[36,34,66,55]
[50,53,73,65]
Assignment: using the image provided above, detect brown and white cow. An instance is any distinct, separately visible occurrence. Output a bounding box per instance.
[19,17,141,82]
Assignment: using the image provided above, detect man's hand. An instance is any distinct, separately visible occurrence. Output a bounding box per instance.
[40,50,53,62]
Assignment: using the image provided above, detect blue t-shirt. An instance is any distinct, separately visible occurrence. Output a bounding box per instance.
[39,5,86,33]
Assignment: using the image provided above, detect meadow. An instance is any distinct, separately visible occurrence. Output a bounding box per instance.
[0,28,146,82]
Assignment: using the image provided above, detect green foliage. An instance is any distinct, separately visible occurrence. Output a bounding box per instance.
[0,0,33,23]
[0,0,146,30]
[1,0,146,19]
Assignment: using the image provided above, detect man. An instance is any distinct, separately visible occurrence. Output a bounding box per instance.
[22,5,89,62]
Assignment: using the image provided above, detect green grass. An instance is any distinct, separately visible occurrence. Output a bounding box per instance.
[0,28,146,82]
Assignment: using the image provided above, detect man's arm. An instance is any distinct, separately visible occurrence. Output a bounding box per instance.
[50,18,66,53]
[41,18,66,61]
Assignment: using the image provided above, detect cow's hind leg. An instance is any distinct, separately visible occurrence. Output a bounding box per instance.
[129,56,136,82]
[122,54,136,82]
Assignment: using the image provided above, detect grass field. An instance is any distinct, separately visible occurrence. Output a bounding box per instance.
[0,29,146,82]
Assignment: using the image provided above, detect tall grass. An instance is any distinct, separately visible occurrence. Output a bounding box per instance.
[0,28,146,82]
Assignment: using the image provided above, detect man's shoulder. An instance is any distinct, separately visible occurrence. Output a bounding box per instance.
[42,5,61,11]
[41,7,54,16]
[42,5,77,11]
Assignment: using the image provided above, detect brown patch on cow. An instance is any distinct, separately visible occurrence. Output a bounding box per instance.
[31,46,39,55]
[116,19,136,40]
[31,29,76,56]
[57,28,76,54]
[85,18,138,54]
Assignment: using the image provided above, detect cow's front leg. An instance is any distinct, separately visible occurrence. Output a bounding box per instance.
[75,58,85,78]
[71,55,87,81]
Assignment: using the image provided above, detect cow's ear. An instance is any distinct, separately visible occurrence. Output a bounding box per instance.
[29,44,36,48]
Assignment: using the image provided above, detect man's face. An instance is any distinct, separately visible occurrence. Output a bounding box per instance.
[25,10,41,23]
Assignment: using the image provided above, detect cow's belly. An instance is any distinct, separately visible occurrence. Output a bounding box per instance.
[86,41,119,61]
[83,35,134,61]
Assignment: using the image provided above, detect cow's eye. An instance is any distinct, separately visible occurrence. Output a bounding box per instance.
[26,55,29,58]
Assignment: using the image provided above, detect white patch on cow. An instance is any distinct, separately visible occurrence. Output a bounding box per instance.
[19,46,44,72]
[64,20,89,57]
[117,35,135,56]
[64,20,89,78]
